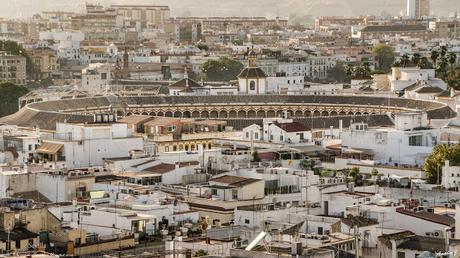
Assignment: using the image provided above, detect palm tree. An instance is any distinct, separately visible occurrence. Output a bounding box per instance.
[345,64,354,77]
[437,56,449,79]
[448,52,457,70]
[440,45,448,58]
[446,68,460,91]
[362,61,372,74]
[419,57,432,69]
[400,54,410,67]
[411,53,421,67]
[431,50,439,66]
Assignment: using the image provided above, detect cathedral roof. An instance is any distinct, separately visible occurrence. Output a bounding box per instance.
[237,67,267,78]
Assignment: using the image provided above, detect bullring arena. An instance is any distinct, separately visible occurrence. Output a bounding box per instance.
[0,94,456,130]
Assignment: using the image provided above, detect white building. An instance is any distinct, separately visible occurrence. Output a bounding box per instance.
[37,119,143,169]
[389,67,446,92]
[267,121,312,144]
[442,160,460,190]
[341,112,441,166]
[81,63,111,95]
[208,175,264,201]
[237,50,268,95]
[266,73,304,94]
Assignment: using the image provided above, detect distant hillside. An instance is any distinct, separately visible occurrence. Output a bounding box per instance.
[2,0,459,20]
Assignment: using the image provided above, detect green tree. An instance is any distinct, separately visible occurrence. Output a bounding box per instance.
[196,43,209,51]
[194,249,209,257]
[400,54,410,67]
[423,144,460,184]
[0,82,29,117]
[371,168,379,177]
[411,53,421,67]
[446,68,460,91]
[431,50,439,66]
[436,56,449,79]
[448,52,457,70]
[327,62,351,83]
[372,44,395,72]
[352,66,371,79]
[419,57,433,69]
[201,57,244,81]
[252,150,261,162]
[440,45,448,58]
[300,159,315,171]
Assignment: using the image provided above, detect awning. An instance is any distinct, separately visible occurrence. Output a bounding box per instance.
[36,142,63,155]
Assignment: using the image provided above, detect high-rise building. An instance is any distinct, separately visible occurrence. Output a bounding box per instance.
[406,0,430,18]
[0,52,27,85]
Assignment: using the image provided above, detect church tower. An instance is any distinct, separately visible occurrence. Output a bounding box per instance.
[237,49,267,95]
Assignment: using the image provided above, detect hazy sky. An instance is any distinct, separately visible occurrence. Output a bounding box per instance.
[2,0,459,19]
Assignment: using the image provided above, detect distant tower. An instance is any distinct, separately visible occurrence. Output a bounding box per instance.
[406,0,430,18]
[122,47,129,79]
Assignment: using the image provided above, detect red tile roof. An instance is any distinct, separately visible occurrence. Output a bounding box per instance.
[209,175,261,187]
[273,121,310,132]
[396,208,455,226]
[143,161,199,174]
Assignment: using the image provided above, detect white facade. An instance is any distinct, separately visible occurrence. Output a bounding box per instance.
[43,122,143,168]
[389,67,446,92]
[442,160,460,189]
[81,63,111,95]
[266,75,304,94]
[242,124,262,141]
[341,112,440,166]
[238,76,267,95]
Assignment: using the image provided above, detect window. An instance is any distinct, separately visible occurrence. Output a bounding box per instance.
[280,135,283,141]
[397,251,405,258]
[168,125,176,132]
[244,219,250,224]
[232,190,238,199]
[254,132,259,139]
[409,135,422,146]
[28,144,32,151]
[246,132,249,138]
[165,146,170,152]
[249,81,256,90]
[211,189,217,195]
[101,73,107,79]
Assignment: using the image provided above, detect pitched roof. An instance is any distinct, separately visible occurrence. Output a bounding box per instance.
[118,115,154,124]
[237,67,267,78]
[361,24,427,33]
[169,78,203,89]
[396,208,455,226]
[209,175,261,187]
[143,161,199,174]
[415,86,444,94]
[341,216,379,228]
[397,236,460,252]
[272,121,310,132]
[0,228,38,241]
